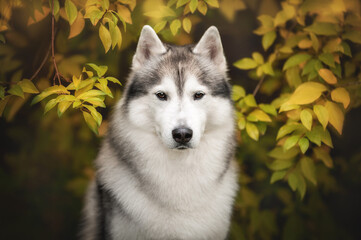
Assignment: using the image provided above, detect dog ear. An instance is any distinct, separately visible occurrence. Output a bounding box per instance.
[132,25,167,69]
[193,26,226,72]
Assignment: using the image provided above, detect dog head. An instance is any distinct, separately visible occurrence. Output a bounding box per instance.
[121,25,233,150]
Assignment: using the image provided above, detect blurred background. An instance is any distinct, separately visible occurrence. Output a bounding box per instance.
[1,0,361,239]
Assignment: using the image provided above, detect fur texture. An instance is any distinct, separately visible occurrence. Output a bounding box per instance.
[81,25,238,240]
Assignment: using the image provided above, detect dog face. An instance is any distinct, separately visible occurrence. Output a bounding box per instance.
[122,26,233,150]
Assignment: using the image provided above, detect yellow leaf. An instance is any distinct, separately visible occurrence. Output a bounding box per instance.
[65,0,78,25]
[313,104,329,129]
[84,105,102,126]
[8,85,24,98]
[69,12,85,39]
[204,0,219,8]
[31,85,70,105]
[177,0,191,8]
[300,109,313,131]
[286,82,327,105]
[154,21,167,33]
[18,79,39,94]
[182,17,192,33]
[331,87,350,109]
[234,58,258,70]
[318,68,337,84]
[72,75,82,90]
[117,5,132,24]
[219,0,246,21]
[298,39,312,49]
[248,109,272,122]
[99,24,112,53]
[246,122,259,141]
[83,111,99,135]
[325,101,344,134]
[170,19,181,36]
[197,1,208,15]
[57,101,72,117]
[189,0,198,13]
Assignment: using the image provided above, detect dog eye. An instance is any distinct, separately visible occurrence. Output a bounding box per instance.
[155,91,167,101]
[194,91,205,100]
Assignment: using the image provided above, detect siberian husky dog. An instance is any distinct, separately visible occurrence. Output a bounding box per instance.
[81,25,238,240]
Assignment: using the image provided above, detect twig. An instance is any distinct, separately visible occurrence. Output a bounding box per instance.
[253,75,265,96]
[29,44,51,81]
[51,0,61,85]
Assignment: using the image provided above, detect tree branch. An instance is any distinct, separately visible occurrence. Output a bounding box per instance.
[29,44,51,81]
[253,75,265,96]
[51,0,61,85]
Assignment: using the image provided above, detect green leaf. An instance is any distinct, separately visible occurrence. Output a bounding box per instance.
[65,0,78,25]
[0,96,10,117]
[276,123,300,140]
[99,24,112,53]
[232,85,246,101]
[244,94,257,107]
[154,21,167,33]
[269,147,299,160]
[44,99,57,114]
[287,171,298,191]
[77,89,107,99]
[189,0,198,13]
[204,0,219,8]
[300,109,313,131]
[313,104,329,129]
[182,17,192,33]
[283,53,312,70]
[8,85,24,98]
[31,85,69,105]
[283,134,301,151]
[95,81,113,98]
[105,77,121,85]
[234,58,258,70]
[177,0,190,8]
[246,122,259,141]
[298,137,309,154]
[285,66,302,88]
[304,22,340,36]
[0,33,5,44]
[170,19,181,36]
[87,63,108,77]
[342,30,361,44]
[83,105,102,126]
[341,42,352,57]
[252,52,264,64]
[57,101,72,117]
[259,104,277,116]
[84,97,106,108]
[306,127,322,146]
[83,111,99,135]
[309,32,319,52]
[18,79,39,94]
[262,30,276,51]
[321,128,333,148]
[318,53,335,68]
[314,147,333,168]
[300,156,317,185]
[270,170,287,183]
[248,109,272,122]
[270,159,294,171]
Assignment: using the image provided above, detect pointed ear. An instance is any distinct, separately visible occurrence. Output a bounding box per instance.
[132,25,167,69]
[193,26,227,72]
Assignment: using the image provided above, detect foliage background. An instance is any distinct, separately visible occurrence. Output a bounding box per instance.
[1,0,361,239]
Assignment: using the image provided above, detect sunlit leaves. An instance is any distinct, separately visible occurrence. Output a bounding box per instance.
[99,24,112,53]
[284,82,327,105]
[262,31,276,51]
[69,12,85,38]
[18,79,39,94]
[298,137,309,154]
[313,105,329,129]
[318,68,337,84]
[304,22,340,36]
[246,122,259,141]
[232,85,246,101]
[325,101,344,134]
[283,54,311,70]
[300,109,312,131]
[331,88,350,109]
[65,0,78,25]
[234,58,257,70]
[182,17,192,33]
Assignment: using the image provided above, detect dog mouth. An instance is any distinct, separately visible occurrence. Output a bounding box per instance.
[175,144,191,150]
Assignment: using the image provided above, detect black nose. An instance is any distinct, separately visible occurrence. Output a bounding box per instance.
[172,128,193,144]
